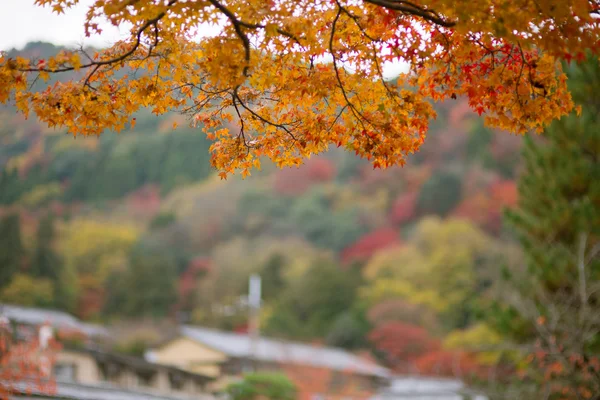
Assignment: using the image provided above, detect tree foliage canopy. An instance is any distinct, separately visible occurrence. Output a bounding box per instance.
[488,56,600,397]
[1,0,597,176]
[226,372,297,400]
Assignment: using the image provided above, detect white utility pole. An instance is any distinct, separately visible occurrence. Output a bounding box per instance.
[248,274,261,371]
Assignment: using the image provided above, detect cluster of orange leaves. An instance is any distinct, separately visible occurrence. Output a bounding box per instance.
[0,325,60,400]
[1,0,598,177]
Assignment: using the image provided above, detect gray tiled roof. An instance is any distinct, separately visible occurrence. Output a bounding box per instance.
[370,377,488,400]
[180,325,390,378]
[12,380,214,400]
[0,304,108,337]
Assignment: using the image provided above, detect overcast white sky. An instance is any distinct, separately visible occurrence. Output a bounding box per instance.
[0,0,125,51]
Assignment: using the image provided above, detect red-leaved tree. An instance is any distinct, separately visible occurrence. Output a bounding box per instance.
[341,227,400,264]
[368,321,440,373]
[389,192,418,225]
[414,350,484,379]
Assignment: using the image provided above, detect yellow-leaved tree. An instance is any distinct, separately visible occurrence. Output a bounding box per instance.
[1,0,597,177]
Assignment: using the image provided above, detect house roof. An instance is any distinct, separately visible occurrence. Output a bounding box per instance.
[11,380,215,400]
[0,304,108,337]
[370,376,488,400]
[179,325,390,379]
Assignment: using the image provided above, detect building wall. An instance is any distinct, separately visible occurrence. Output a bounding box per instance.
[152,337,227,375]
[55,350,101,385]
[53,349,212,398]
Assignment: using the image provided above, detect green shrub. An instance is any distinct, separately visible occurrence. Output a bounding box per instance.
[226,372,297,400]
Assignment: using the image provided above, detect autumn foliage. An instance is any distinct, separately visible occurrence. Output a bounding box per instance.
[1,0,595,177]
[453,179,518,232]
[176,257,211,312]
[340,227,400,264]
[389,192,418,225]
[0,322,60,400]
[413,350,483,378]
[281,364,376,400]
[368,321,487,378]
[368,321,440,372]
[274,158,336,196]
[527,350,600,399]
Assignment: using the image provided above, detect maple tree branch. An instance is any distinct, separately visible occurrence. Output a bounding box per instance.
[77,45,95,64]
[232,87,298,143]
[370,42,404,109]
[338,4,380,42]
[329,4,370,131]
[17,0,177,80]
[231,93,254,153]
[206,0,305,78]
[512,45,527,109]
[337,0,406,96]
[327,104,348,132]
[184,91,227,116]
[12,0,450,101]
[206,0,252,76]
[364,0,456,27]
[83,64,101,90]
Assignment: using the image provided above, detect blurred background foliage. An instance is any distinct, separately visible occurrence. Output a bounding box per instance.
[0,42,598,398]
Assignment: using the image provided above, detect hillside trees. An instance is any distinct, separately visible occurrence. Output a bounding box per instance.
[56,219,138,315]
[59,219,138,283]
[30,214,62,282]
[0,71,526,355]
[104,244,178,318]
[362,217,496,329]
[0,109,213,207]
[289,189,366,252]
[0,274,54,308]
[352,217,513,377]
[416,170,462,216]
[264,260,364,340]
[0,214,65,309]
[1,0,597,176]
[62,120,212,202]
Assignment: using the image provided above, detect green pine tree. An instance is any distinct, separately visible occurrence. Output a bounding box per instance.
[505,56,600,293]
[489,56,600,398]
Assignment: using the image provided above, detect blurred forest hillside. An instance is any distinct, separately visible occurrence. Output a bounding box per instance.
[1,42,525,376]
